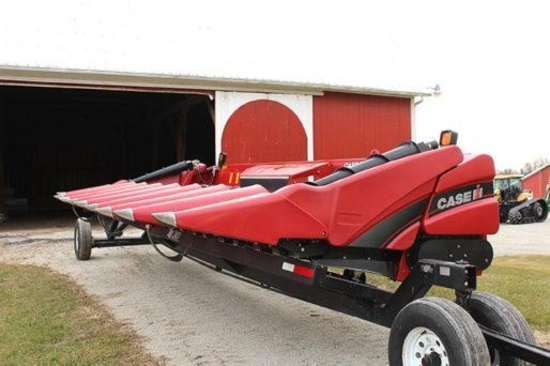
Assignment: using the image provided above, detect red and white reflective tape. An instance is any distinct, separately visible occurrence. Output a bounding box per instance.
[282,262,315,278]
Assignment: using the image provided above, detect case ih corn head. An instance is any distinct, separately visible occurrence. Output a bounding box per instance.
[55,131,550,365]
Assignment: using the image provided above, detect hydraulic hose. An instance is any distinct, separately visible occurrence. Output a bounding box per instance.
[132,160,196,183]
[311,140,439,186]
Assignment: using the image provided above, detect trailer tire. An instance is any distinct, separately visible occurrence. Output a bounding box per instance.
[468,291,536,366]
[388,297,490,366]
[74,218,92,260]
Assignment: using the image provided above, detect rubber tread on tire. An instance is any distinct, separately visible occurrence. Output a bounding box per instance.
[74,218,92,260]
[388,296,490,366]
[468,291,536,366]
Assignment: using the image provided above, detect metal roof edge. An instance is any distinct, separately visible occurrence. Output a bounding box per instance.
[522,163,550,181]
[0,65,432,98]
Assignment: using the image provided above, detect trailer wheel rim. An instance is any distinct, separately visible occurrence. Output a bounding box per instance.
[402,326,449,366]
[75,227,81,253]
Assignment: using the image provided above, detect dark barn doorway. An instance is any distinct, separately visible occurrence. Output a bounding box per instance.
[0,85,215,217]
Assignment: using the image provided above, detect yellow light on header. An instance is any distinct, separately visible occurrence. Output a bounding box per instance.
[439,130,458,146]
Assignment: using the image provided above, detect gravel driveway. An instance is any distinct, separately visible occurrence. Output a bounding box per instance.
[489,219,550,256]
[1,214,549,365]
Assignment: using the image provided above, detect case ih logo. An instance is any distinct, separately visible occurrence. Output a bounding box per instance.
[430,182,493,214]
[437,185,484,209]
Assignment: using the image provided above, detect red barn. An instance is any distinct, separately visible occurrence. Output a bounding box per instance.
[217,89,419,164]
[0,68,431,215]
[522,164,550,198]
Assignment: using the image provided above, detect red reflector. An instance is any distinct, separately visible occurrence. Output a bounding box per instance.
[282,262,314,278]
[293,265,315,278]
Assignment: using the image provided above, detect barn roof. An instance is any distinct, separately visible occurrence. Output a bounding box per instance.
[522,163,550,180]
[0,66,432,98]
[0,2,434,99]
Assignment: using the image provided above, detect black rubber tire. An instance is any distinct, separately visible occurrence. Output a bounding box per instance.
[499,206,509,223]
[508,210,523,224]
[468,291,536,366]
[74,218,92,260]
[533,201,547,222]
[389,297,490,366]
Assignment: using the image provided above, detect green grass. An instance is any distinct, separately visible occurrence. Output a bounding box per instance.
[477,255,550,332]
[2,257,549,364]
[0,263,164,366]
[365,255,550,332]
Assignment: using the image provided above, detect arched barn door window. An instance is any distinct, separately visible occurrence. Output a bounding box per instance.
[221,100,307,164]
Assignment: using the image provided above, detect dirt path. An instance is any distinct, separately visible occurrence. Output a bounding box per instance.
[0,216,389,366]
[1,214,549,365]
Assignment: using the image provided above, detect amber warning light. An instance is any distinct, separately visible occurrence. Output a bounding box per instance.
[439,130,458,146]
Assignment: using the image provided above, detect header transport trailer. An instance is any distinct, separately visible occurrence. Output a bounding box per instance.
[55,131,550,365]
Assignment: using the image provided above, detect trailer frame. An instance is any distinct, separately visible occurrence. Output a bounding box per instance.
[73,216,550,365]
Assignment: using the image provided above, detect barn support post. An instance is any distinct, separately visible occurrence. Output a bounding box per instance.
[175,106,188,161]
[0,146,5,222]
[149,102,160,171]
[207,99,215,127]
[0,93,6,222]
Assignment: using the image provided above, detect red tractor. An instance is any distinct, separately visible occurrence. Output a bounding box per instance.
[56,131,550,365]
